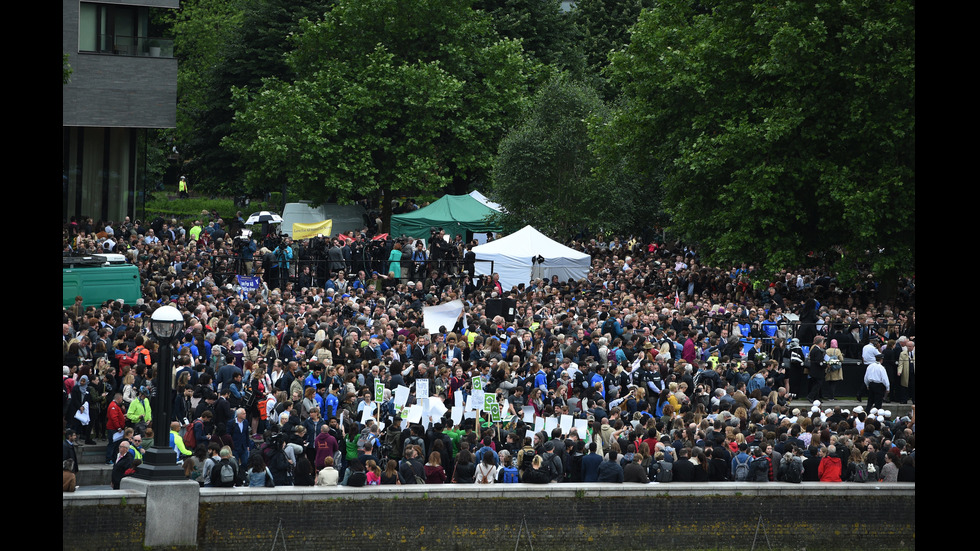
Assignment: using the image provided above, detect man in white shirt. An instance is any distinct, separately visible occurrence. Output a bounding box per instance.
[858,338,881,403]
[864,353,890,411]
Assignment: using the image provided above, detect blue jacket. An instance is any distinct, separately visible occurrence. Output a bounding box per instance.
[581,453,603,482]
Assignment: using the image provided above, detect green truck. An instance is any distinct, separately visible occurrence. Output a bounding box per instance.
[63,254,142,308]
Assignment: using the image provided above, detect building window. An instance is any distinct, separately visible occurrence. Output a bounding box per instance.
[78,2,172,57]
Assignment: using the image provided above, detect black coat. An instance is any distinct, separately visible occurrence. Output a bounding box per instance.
[672,458,697,482]
[802,456,821,482]
[111,453,134,489]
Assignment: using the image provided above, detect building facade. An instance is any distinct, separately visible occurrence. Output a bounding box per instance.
[63,0,178,224]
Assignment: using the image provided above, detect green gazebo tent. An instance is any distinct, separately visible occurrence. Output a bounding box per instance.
[390,194,502,240]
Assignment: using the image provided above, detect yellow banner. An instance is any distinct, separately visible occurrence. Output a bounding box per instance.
[292,219,333,240]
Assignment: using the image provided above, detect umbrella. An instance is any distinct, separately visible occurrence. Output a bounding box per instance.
[245,211,283,225]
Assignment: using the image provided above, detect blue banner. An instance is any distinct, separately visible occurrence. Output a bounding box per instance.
[237,275,261,299]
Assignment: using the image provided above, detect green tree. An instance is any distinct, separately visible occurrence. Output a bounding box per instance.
[174,0,334,196]
[603,0,914,287]
[490,75,609,239]
[63,53,73,84]
[226,0,539,229]
[474,0,585,78]
[167,0,244,164]
[570,0,653,98]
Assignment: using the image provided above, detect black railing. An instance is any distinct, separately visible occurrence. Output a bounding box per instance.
[88,34,174,58]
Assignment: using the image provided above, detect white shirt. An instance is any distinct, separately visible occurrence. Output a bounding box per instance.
[862,343,880,364]
[864,362,889,390]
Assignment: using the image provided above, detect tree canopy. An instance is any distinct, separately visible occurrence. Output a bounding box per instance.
[490,74,652,240]
[225,0,539,224]
[602,0,915,279]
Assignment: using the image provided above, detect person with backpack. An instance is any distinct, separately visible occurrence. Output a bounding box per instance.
[777,446,804,483]
[212,447,243,488]
[474,452,498,484]
[650,451,674,483]
[540,441,564,483]
[845,448,872,483]
[731,443,752,482]
[516,437,537,478]
[748,447,772,482]
[498,452,520,483]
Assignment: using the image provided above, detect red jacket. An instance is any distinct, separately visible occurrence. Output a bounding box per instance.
[818,456,842,482]
[106,400,126,432]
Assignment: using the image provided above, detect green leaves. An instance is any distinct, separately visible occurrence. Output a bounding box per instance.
[602,0,914,278]
[226,0,537,210]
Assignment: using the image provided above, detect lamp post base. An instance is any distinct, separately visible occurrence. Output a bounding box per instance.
[134,447,186,481]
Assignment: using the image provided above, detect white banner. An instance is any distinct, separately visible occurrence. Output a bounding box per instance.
[423,300,464,335]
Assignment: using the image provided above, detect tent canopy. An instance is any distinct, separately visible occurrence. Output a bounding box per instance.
[468,190,504,212]
[473,225,591,291]
[390,194,502,240]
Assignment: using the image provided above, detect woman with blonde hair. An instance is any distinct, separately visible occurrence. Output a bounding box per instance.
[121,370,138,405]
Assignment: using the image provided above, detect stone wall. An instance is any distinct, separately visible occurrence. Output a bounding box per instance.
[64,483,915,550]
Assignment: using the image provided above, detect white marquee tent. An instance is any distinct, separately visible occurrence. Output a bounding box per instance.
[473,225,591,291]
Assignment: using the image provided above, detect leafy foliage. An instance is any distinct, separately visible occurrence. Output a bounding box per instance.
[226,0,539,218]
[172,0,335,195]
[63,53,73,85]
[491,75,603,239]
[603,0,914,278]
[571,0,654,97]
[475,0,585,77]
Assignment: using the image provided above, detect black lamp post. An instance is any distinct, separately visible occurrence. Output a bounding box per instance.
[135,304,186,480]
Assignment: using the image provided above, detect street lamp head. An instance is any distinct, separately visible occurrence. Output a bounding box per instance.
[150,305,184,345]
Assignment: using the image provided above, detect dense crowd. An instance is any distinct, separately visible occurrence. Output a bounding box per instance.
[62,211,915,491]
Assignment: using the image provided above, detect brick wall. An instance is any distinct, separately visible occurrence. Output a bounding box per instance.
[198,494,913,550]
[64,485,915,550]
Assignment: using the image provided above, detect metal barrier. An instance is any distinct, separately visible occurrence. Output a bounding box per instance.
[207,252,494,291]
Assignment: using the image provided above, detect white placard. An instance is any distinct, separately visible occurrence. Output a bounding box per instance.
[574,419,590,437]
[534,416,545,434]
[360,402,376,424]
[394,385,410,409]
[560,414,573,436]
[451,406,463,427]
[544,416,558,435]
[407,404,423,424]
[416,379,429,398]
[471,389,485,410]
[455,390,464,408]
[522,406,535,424]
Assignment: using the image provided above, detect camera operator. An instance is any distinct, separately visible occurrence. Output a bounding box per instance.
[429,228,446,272]
[232,230,257,275]
[273,236,294,291]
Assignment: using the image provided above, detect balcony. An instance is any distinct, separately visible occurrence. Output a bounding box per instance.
[86,35,174,58]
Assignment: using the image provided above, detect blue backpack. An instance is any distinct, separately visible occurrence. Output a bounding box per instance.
[501,466,519,483]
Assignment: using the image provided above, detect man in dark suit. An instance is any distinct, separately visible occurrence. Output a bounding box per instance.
[63,430,80,475]
[229,407,252,466]
[806,336,826,403]
[111,440,134,489]
[581,442,603,482]
[214,388,235,429]
[672,447,697,482]
[802,445,821,482]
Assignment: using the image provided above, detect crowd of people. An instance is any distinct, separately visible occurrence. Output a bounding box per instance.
[62,209,915,490]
